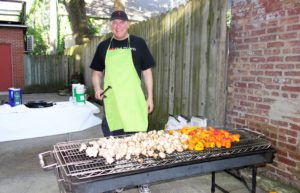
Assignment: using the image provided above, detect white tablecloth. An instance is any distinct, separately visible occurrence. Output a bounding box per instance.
[0,101,101,142]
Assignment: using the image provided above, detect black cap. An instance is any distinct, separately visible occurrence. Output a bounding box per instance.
[110,10,129,21]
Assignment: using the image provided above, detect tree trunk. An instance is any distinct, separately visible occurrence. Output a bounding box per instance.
[114,0,125,11]
[49,0,57,54]
[62,0,92,45]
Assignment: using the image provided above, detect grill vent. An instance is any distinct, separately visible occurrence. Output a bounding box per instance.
[26,35,34,52]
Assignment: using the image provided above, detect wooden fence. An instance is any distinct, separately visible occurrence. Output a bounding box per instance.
[130,0,228,129]
[25,0,228,129]
[23,55,76,92]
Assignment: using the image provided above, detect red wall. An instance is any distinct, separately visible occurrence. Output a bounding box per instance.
[0,27,25,90]
[0,44,13,91]
[228,0,300,189]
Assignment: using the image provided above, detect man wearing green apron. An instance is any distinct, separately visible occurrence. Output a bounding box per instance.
[90,10,154,193]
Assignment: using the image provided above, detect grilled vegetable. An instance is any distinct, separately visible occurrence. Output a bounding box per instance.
[176,126,240,151]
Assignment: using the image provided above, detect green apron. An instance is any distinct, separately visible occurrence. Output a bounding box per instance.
[104,36,148,132]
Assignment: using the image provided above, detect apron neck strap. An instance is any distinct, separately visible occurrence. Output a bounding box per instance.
[108,35,131,49]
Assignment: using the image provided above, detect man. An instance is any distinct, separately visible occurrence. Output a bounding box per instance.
[90,10,154,193]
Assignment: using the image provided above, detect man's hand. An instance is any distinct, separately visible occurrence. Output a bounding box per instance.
[142,69,154,114]
[147,97,154,113]
[95,89,104,100]
[92,70,103,100]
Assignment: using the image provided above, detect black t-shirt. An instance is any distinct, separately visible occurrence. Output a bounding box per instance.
[90,35,155,78]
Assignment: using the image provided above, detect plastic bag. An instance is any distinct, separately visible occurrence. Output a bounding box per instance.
[165,115,188,130]
[165,115,207,130]
[190,116,207,128]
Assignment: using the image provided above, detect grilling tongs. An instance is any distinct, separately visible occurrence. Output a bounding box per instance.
[99,86,112,106]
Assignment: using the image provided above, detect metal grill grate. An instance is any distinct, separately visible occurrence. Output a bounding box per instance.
[53,129,272,180]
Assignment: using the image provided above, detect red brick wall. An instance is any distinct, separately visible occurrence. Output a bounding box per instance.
[0,27,25,89]
[228,0,300,189]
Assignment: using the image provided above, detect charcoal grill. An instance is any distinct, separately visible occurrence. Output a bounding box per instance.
[39,128,275,193]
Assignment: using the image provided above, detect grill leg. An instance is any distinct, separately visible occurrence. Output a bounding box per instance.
[211,172,230,193]
[212,166,257,193]
[251,166,257,193]
[211,172,215,193]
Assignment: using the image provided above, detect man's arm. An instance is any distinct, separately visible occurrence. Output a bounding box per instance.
[92,70,103,100]
[142,68,154,113]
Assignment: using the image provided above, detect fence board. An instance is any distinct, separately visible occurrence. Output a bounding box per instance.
[174,5,185,116]
[130,0,228,129]
[168,9,176,115]
[198,0,209,117]
[24,55,72,92]
[183,2,192,116]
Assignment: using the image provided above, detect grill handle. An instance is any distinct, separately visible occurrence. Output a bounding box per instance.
[242,127,265,138]
[38,151,57,170]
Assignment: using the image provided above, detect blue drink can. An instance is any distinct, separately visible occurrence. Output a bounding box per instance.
[8,88,22,107]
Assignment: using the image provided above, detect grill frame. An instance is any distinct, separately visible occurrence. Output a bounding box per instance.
[40,128,276,193]
[52,128,272,180]
[54,149,275,193]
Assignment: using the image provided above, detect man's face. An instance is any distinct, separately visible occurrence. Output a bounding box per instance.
[111,19,129,40]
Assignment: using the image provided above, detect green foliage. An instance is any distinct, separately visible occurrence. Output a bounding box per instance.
[226,9,232,28]
[27,27,48,55]
[56,2,73,54]
[26,0,50,55]
[56,34,65,55]
[88,17,100,35]
[25,0,103,55]
[26,0,72,55]
[56,13,65,55]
